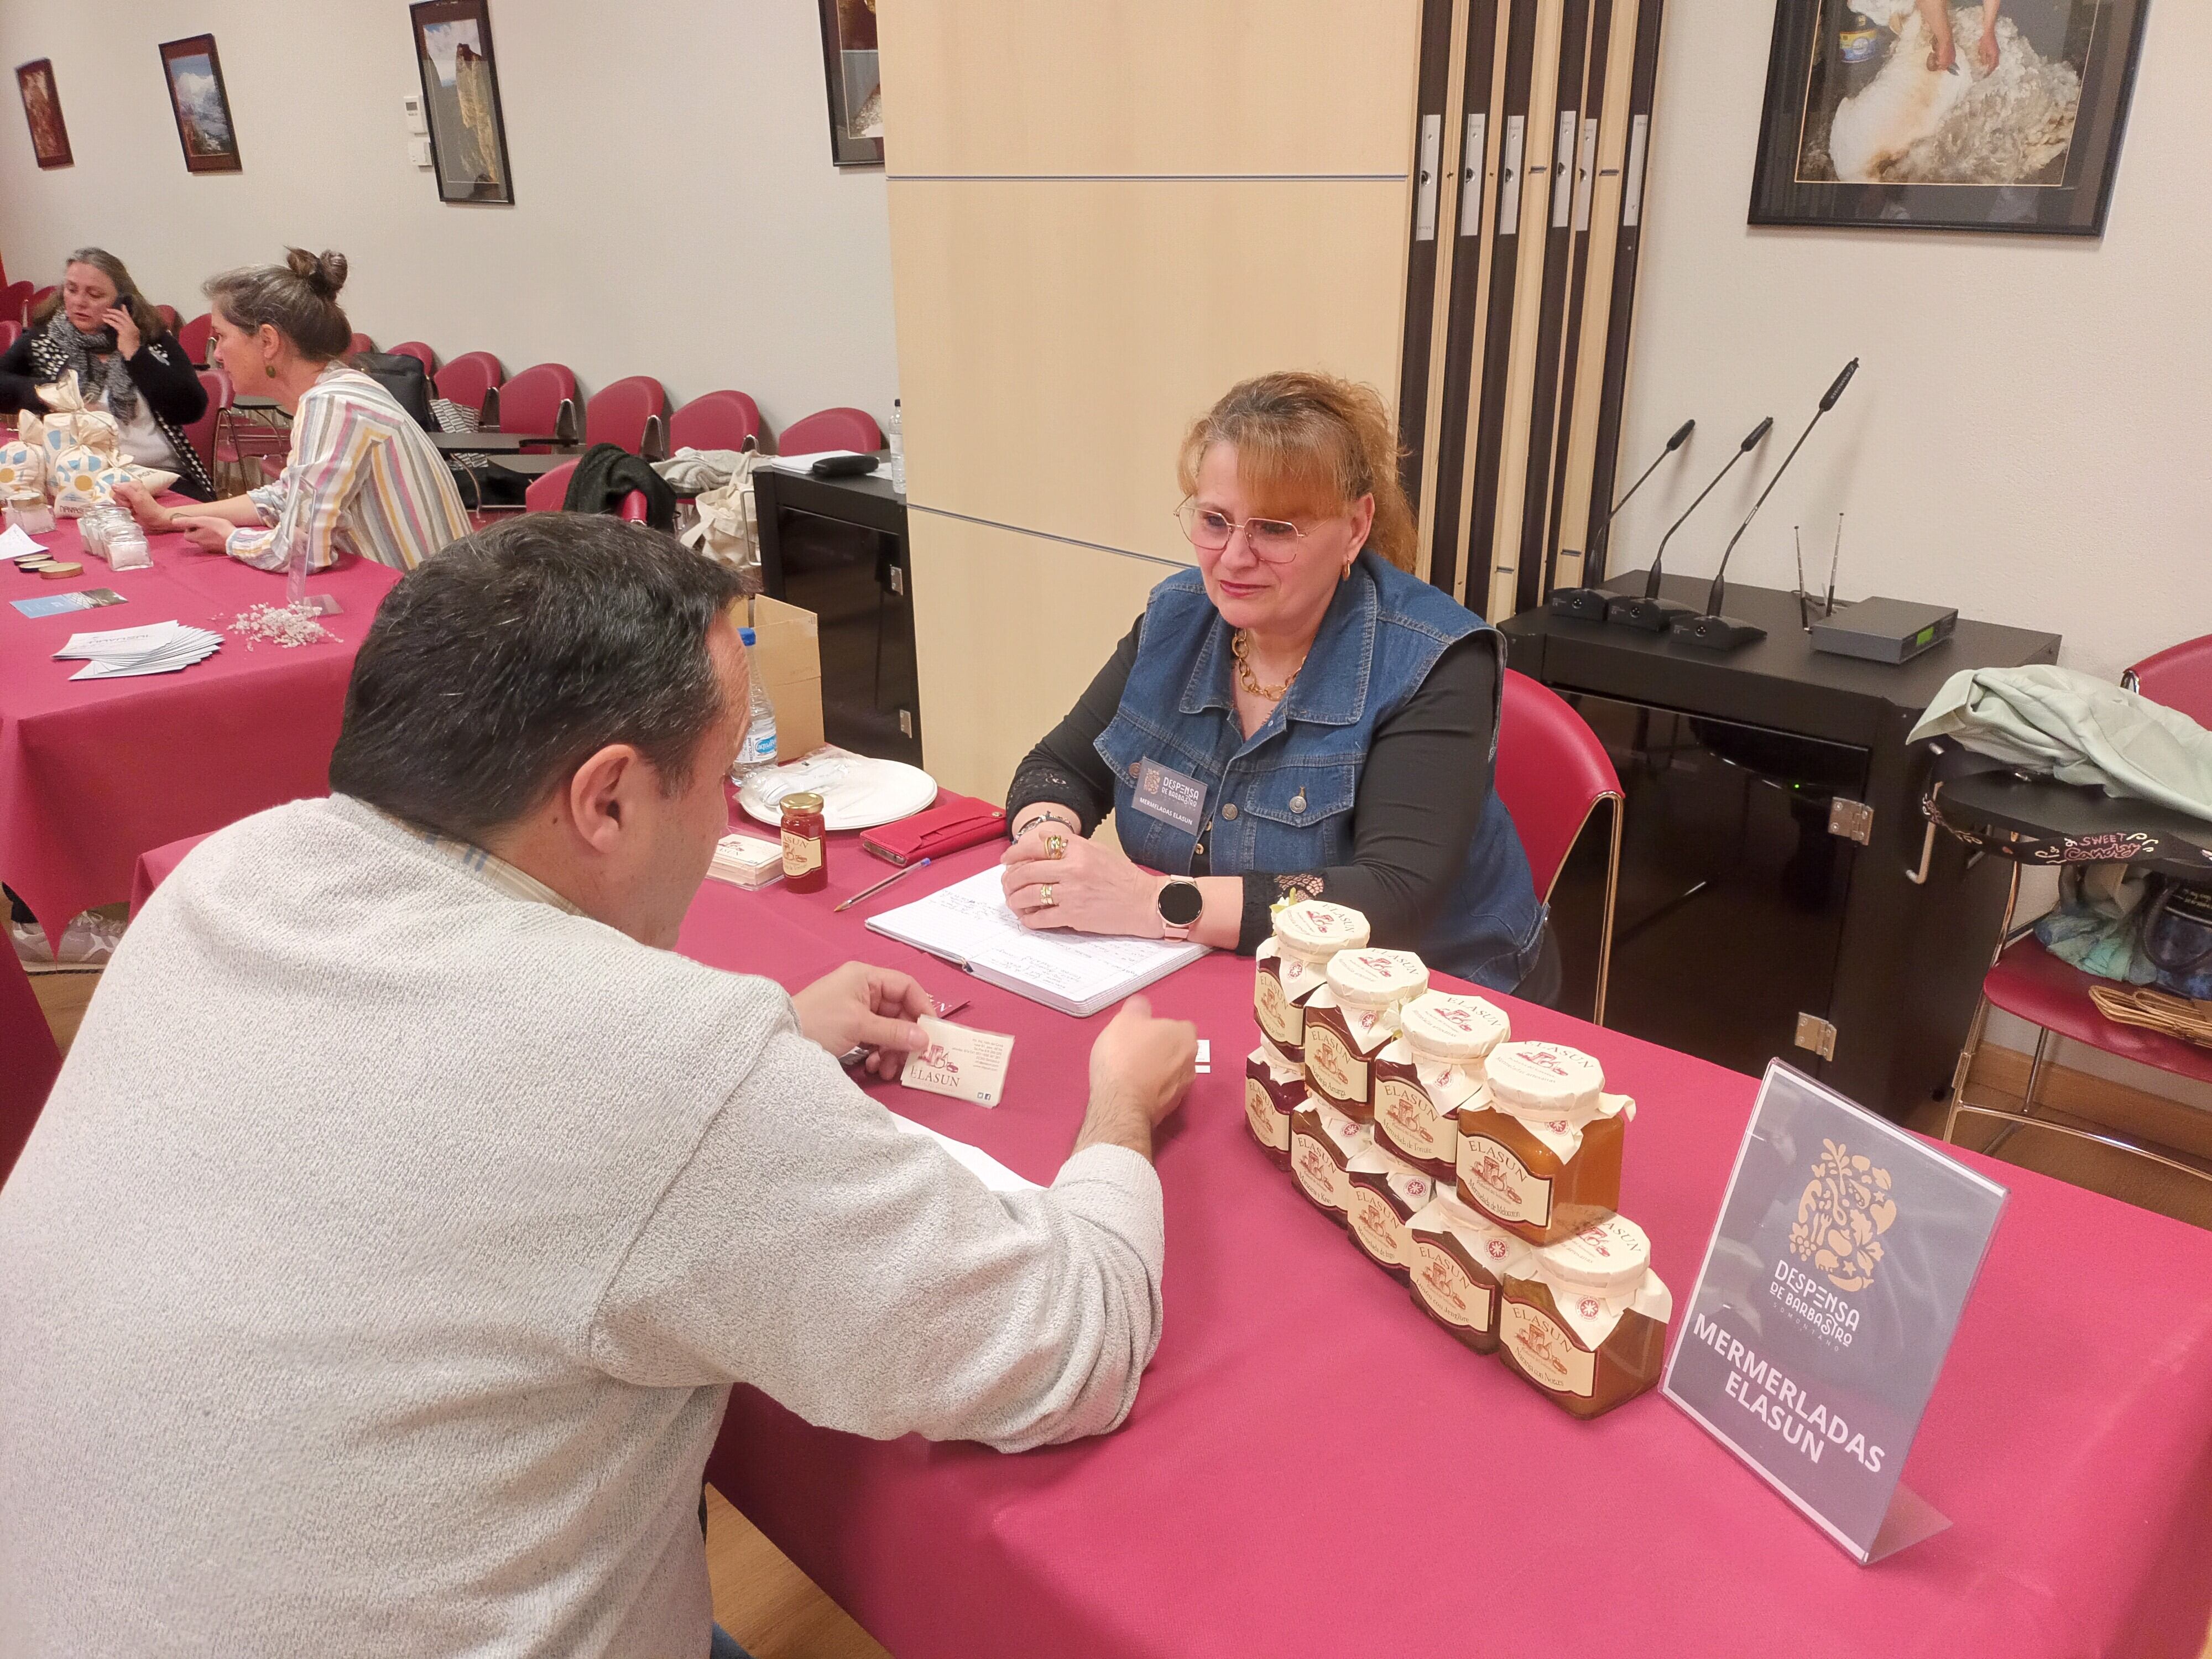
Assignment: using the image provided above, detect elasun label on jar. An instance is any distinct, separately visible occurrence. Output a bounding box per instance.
[1347,1188,1406,1266]
[1501,1300,1596,1397]
[1291,1130,1346,1212]
[1255,971,1303,1050]
[1376,1079,1449,1162]
[1458,1134,1553,1227]
[1306,1025,1366,1104]
[780,831,822,875]
[1413,1242,1495,1331]
[1245,1078,1289,1150]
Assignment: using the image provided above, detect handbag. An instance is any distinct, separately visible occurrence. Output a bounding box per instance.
[2142,878,2212,1001]
[354,352,437,432]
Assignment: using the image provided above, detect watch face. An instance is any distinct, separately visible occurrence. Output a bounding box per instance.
[1159,880,1205,927]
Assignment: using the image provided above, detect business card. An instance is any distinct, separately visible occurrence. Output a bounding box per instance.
[901,1016,1016,1108]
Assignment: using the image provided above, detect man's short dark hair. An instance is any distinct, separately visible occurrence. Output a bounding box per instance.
[330,514,745,840]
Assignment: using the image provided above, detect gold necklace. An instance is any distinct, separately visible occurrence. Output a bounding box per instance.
[1233,629,1303,701]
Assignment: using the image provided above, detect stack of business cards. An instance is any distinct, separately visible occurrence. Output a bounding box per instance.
[707,832,784,889]
[53,620,223,680]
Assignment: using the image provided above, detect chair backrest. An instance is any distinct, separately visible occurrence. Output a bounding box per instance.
[4,280,33,325]
[0,320,18,353]
[584,375,669,452]
[180,368,230,473]
[434,349,504,414]
[179,311,213,366]
[670,389,763,454]
[388,340,439,374]
[524,459,578,513]
[0,950,61,1191]
[27,284,54,315]
[498,363,579,435]
[2124,637,2212,729]
[778,406,883,457]
[347,332,375,358]
[1495,669,1621,900]
[155,303,180,331]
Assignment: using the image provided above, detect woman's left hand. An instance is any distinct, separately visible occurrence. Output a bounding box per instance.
[102,305,141,359]
[1000,823,1163,937]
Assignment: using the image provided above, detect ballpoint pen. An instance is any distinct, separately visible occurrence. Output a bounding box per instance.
[834,856,931,912]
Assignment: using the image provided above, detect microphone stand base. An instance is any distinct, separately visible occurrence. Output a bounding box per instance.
[1606,594,1695,632]
[1676,614,1768,651]
[1547,586,1613,622]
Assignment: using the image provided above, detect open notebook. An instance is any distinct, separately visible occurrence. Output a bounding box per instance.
[865,868,1206,1018]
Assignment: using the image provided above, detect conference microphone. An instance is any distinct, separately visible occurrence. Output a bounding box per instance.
[1547,418,1695,622]
[1679,358,1859,653]
[1605,415,1773,632]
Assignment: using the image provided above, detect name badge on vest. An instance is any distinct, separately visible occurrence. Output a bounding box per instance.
[1130,757,1208,836]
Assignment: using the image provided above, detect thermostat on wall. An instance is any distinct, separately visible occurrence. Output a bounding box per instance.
[1811,597,1958,665]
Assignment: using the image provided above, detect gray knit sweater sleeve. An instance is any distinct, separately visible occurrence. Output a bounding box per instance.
[589,1021,1165,1452]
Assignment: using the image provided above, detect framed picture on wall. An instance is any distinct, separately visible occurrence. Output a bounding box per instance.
[410,0,515,206]
[158,34,242,174]
[1749,0,2148,234]
[818,0,884,168]
[15,59,71,169]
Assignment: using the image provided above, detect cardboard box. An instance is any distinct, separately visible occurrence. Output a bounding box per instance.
[744,594,824,760]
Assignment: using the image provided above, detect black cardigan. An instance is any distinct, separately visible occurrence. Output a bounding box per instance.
[0,327,216,499]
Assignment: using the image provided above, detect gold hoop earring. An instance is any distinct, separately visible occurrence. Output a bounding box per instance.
[1339,561,1353,583]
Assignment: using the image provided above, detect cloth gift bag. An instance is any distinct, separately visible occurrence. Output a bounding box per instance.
[30,372,123,466]
[50,450,117,517]
[680,449,766,577]
[0,416,44,494]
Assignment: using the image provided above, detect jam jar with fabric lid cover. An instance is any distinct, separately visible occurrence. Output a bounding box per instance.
[1244,1046,1303,1167]
[1344,1139,1438,1282]
[1372,990,1510,1180]
[1496,1213,1671,1418]
[1407,1190,1535,1353]
[1455,1041,1634,1245]
[1254,901,1369,1070]
[1302,949,1428,1121]
[1288,1095,1370,1227]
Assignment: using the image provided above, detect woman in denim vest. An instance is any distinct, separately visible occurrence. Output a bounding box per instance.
[1002,372,1554,997]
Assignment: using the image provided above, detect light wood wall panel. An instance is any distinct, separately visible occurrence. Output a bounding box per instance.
[889,178,1410,563]
[879,0,1422,178]
[907,513,1183,803]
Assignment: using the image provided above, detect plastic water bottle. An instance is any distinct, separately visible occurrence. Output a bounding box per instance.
[731,626,778,783]
[888,397,906,495]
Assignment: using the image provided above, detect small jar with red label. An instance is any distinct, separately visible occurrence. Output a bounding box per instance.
[1302,949,1428,1123]
[1344,1139,1438,1283]
[779,791,828,893]
[1406,1190,1533,1353]
[1254,901,1368,1071]
[1496,1213,1671,1419]
[1455,1041,1634,1246]
[1244,1046,1304,1168]
[1288,1095,1370,1227]
[1372,990,1511,1179]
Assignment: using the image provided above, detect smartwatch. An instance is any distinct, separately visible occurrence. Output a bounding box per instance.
[1156,877,1204,942]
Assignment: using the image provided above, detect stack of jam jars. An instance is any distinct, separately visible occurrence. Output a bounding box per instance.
[1245,900,1368,1166]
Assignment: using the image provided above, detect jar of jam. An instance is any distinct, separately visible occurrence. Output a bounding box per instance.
[1455,1041,1634,1246]
[1344,1140,1437,1283]
[1254,901,1368,1071]
[1407,1190,1533,1353]
[1287,1096,1370,1228]
[1496,1213,1671,1419]
[1302,949,1428,1122]
[1372,990,1510,1180]
[1244,1046,1303,1168]
[778,791,828,893]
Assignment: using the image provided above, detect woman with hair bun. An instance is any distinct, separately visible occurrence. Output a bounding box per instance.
[114,248,469,574]
[999,369,1554,997]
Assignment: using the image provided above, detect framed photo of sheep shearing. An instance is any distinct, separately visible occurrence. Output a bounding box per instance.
[1749,0,2148,234]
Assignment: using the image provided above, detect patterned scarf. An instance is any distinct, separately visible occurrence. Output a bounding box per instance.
[41,307,142,425]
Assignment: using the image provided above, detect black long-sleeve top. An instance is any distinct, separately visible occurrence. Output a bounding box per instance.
[1006,613,1498,955]
[0,329,208,427]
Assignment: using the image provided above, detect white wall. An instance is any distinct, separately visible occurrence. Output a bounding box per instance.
[0,0,898,438]
[1610,1,2208,684]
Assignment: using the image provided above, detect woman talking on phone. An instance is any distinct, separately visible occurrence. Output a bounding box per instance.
[0,247,217,499]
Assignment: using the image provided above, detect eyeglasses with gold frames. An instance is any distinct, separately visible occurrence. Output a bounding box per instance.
[1175,498,1311,564]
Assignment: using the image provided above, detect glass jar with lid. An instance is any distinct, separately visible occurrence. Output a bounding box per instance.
[1288,1095,1370,1227]
[1372,990,1511,1178]
[1243,1045,1303,1168]
[1344,1139,1437,1282]
[1407,1190,1533,1353]
[779,791,828,893]
[1253,900,1368,1070]
[1302,949,1428,1121]
[1455,1041,1634,1245]
[1496,1213,1671,1418]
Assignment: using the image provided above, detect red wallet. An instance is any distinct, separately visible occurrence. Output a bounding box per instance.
[862,795,1009,865]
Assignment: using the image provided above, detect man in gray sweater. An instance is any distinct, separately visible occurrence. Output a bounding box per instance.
[0,515,1196,1657]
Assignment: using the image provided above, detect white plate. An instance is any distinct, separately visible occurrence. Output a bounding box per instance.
[739,753,939,832]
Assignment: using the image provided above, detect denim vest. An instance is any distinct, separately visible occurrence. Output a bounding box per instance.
[1094,551,1546,989]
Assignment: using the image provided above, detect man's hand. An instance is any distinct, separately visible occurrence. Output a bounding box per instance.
[1074,995,1198,1162]
[793,961,932,1079]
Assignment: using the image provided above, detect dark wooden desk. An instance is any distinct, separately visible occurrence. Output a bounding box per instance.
[1501,571,2060,1116]
[753,459,917,765]
[483,452,576,479]
[427,431,561,454]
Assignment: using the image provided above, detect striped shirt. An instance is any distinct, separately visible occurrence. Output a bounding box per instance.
[229,366,471,574]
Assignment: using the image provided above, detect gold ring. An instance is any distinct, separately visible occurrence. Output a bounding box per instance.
[1039,884,1056,909]
[1045,833,1067,859]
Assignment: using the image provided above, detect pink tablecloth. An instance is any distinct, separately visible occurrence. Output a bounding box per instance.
[0,514,399,948]
[684,837,2212,1659]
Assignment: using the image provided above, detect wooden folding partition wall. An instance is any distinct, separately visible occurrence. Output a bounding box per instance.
[1396,0,1667,618]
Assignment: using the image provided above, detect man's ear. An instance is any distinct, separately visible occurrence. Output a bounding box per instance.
[566,743,644,852]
